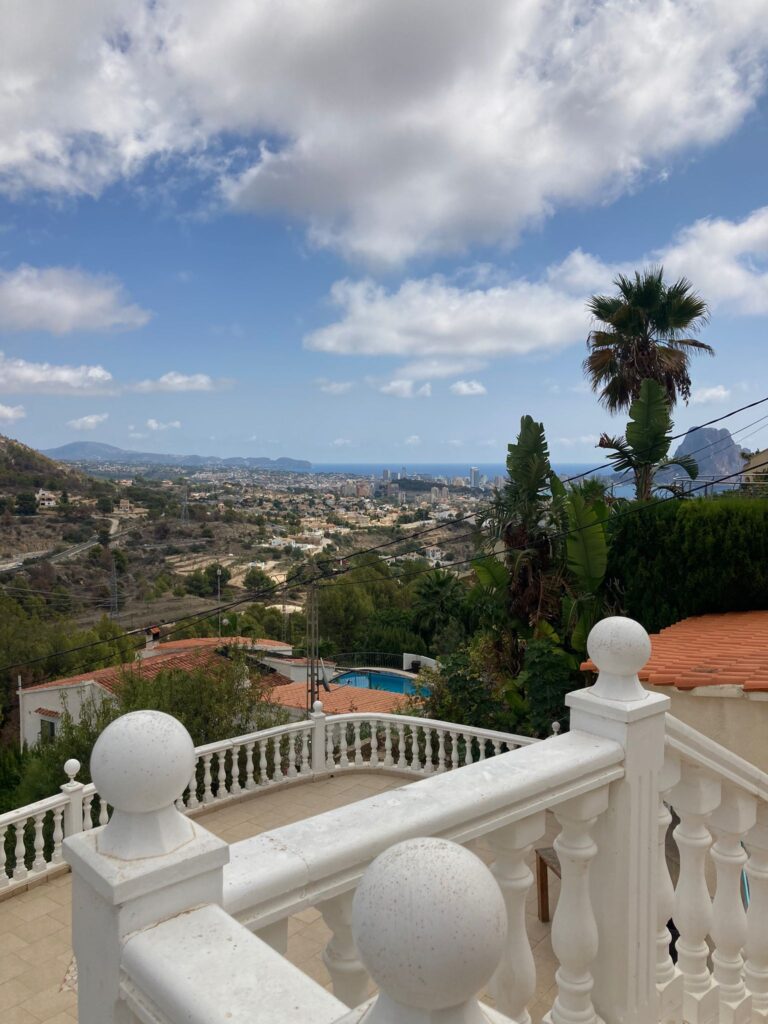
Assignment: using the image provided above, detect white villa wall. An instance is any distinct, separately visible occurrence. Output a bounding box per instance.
[645,682,768,772]
[18,680,107,748]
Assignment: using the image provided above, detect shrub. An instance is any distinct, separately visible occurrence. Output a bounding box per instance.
[607,496,768,632]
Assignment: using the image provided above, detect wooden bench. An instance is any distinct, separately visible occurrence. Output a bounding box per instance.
[535,846,560,923]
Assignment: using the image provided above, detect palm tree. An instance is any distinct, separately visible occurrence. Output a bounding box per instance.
[584,266,713,413]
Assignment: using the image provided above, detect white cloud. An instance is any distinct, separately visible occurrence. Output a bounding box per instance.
[331,437,352,447]
[404,434,421,446]
[692,385,731,405]
[67,412,108,430]
[450,379,487,396]
[315,378,353,395]
[0,351,113,393]
[0,266,149,334]
[380,379,431,399]
[1,2,767,262]
[306,277,585,363]
[446,439,463,447]
[308,206,768,372]
[146,418,181,431]
[556,434,600,448]
[0,402,24,422]
[134,371,219,392]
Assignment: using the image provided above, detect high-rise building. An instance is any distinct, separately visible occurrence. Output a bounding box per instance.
[382,468,391,481]
[470,466,480,488]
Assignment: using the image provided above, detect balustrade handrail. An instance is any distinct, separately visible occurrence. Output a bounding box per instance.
[665,713,768,801]
[0,790,69,830]
[330,710,538,747]
[223,729,624,929]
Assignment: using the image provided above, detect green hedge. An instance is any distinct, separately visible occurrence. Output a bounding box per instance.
[607,497,768,633]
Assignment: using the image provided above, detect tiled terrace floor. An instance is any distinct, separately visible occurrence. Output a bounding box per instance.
[0,772,559,1023]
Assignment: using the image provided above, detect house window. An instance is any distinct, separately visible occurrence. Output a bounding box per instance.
[39,718,56,743]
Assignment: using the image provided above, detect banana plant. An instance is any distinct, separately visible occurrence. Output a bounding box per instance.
[598,378,698,501]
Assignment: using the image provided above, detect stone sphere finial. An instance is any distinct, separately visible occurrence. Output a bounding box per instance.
[587,615,651,702]
[63,758,81,782]
[90,711,195,860]
[312,700,324,714]
[352,837,506,1018]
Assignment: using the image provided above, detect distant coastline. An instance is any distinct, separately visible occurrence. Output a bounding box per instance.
[312,462,613,479]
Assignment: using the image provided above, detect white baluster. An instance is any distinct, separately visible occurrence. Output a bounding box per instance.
[51,807,64,865]
[83,793,94,829]
[745,808,768,1023]
[186,762,200,809]
[244,742,256,790]
[492,739,501,757]
[273,737,285,781]
[671,764,721,1024]
[202,753,214,803]
[230,745,242,794]
[396,723,406,769]
[488,812,546,1023]
[369,720,379,767]
[13,819,27,880]
[98,799,109,826]
[259,740,268,784]
[32,813,46,873]
[339,725,350,769]
[463,732,474,766]
[319,892,370,1008]
[353,722,363,766]
[479,737,487,761]
[657,758,683,1024]
[326,721,336,769]
[437,728,446,772]
[286,735,298,779]
[0,825,10,886]
[709,785,756,1024]
[216,750,228,797]
[300,729,310,774]
[544,789,608,1024]
[383,722,393,767]
[421,727,434,773]
[449,729,458,770]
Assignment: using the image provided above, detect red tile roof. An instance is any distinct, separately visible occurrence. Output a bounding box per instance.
[275,682,412,715]
[22,648,222,695]
[581,611,768,693]
[34,707,61,717]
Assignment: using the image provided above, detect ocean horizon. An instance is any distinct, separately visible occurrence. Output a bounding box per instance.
[311,461,614,480]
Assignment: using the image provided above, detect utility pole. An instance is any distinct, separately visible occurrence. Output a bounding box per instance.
[217,566,222,637]
[109,555,119,618]
[305,581,319,715]
[180,487,189,526]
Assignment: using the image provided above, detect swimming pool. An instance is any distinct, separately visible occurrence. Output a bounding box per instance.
[333,669,429,696]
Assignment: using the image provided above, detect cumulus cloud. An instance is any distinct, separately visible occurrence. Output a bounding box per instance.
[1,2,767,262]
[67,412,108,430]
[331,437,352,447]
[380,379,432,399]
[0,351,113,393]
[315,378,353,395]
[692,385,731,404]
[307,206,768,373]
[405,434,421,446]
[450,379,487,396]
[0,402,24,422]
[134,371,220,392]
[146,418,181,431]
[0,266,149,334]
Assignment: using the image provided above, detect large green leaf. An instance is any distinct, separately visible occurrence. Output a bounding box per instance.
[566,490,608,593]
[624,379,672,463]
[506,415,552,503]
[472,555,509,590]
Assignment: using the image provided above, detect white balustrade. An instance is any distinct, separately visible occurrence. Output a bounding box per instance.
[657,757,684,1024]
[489,813,547,1023]
[544,791,607,1024]
[319,892,370,1008]
[745,807,768,1023]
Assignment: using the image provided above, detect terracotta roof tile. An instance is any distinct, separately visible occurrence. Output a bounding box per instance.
[34,707,61,717]
[581,611,768,693]
[274,681,411,715]
[22,648,222,695]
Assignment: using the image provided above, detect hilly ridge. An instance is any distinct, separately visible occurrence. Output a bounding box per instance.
[42,441,311,472]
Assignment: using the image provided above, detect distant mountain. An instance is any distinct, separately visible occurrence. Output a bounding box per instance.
[658,427,744,483]
[0,434,83,492]
[42,441,311,472]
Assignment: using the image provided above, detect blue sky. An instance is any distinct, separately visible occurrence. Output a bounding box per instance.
[1,1,768,465]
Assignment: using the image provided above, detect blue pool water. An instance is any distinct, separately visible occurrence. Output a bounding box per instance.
[333,670,429,696]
